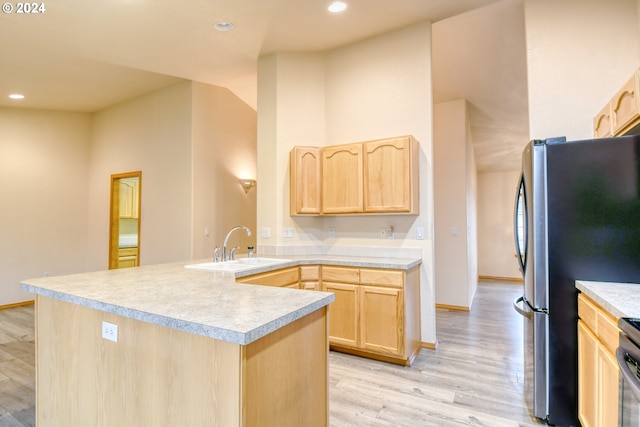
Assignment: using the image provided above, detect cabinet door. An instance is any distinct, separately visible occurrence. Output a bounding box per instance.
[359,285,403,357]
[598,344,619,427]
[290,146,322,215]
[593,103,613,138]
[612,71,640,135]
[363,136,417,213]
[323,282,359,348]
[322,144,363,214]
[578,320,598,427]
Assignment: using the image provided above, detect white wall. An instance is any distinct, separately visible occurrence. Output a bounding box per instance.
[525,0,640,140]
[477,170,522,279]
[0,109,91,304]
[191,82,257,258]
[88,81,258,268]
[88,82,193,269]
[257,22,437,344]
[434,100,478,309]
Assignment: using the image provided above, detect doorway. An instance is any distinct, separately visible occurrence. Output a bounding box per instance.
[109,171,142,269]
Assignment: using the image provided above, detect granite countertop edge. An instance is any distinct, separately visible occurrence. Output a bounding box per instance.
[21,254,415,345]
[576,280,640,319]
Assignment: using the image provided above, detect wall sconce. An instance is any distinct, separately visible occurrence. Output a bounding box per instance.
[239,178,256,193]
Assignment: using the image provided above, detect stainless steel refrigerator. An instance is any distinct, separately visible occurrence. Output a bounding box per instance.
[513,135,640,426]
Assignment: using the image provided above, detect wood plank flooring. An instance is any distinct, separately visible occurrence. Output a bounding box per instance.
[329,280,544,426]
[0,280,543,426]
[0,305,35,427]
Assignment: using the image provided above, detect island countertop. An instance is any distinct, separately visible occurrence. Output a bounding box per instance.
[576,280,640,319]
[21,261,335,345]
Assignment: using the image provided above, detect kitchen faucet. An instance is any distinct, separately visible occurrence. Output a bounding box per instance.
[222,226,252,261]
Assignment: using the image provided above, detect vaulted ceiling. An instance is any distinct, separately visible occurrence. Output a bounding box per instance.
[0,0,528,172]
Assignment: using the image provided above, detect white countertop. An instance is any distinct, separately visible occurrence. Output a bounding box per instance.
[576,280,640,319]
[21,255,421,345]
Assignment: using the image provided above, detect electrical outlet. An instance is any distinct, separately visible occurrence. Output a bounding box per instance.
[379,227,387,239]
[328,227,335,238]
[261,227,271,238]
[102,321,118,343]
[387,226,394,239]
[283,227,294,238]
[204,226,210,237]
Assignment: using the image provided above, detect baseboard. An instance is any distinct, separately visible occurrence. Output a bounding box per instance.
[421,341,437,350]
[0,300,34,310]
[436,303,470,312]
[478,275,523,283]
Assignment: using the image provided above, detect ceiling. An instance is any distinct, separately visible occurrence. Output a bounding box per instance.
[0,0,528,172]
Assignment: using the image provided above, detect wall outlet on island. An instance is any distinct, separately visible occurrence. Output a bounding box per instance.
[102,321,118,343]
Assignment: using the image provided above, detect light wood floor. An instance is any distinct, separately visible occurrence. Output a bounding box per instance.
[0,280,543,426]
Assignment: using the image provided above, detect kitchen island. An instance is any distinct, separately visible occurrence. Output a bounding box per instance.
[21,261,335,427]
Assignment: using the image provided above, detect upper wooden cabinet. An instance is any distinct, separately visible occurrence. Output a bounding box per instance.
[594,69,640,137]
[290,135,419,216]
[290,146,322,215]
[322,143,363,214]
[119,179,139,218]
[593,103,612,139]
[364,136,419,213]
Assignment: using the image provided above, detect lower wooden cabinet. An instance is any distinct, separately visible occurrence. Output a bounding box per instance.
[237,263,421,366]
[322,265,420,366]
[117,247,138,268]
[237,267,300,288]
[577,293,620,427]
[300,265,321,291]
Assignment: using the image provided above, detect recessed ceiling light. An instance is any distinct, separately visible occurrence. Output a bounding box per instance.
[214,22,234,32]
[328,1,347,13]
[9,94,24,100]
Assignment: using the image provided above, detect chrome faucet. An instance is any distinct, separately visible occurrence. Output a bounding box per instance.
[222,226,252,261]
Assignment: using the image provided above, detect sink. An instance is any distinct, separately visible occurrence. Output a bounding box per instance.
[185,258,292,272]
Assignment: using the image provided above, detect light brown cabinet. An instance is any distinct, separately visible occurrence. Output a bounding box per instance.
[300,265,321,291]
[363,136,419,213]
[322,265,420,366]
[322,143,363,214]
[237,267,300,288]
[119,178,139,219]
[290,135,419,216]
[594,68,640,137]
[290,146,322,215]
[117,247,138,268]
[577,293,620,427]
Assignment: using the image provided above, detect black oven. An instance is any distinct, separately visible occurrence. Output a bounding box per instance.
[618,318,640,427]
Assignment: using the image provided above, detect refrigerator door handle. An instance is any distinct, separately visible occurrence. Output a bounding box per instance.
[513,296,532,318]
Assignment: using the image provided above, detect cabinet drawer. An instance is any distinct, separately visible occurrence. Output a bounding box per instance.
[322,266,359,284]
[360,268,404,288]
[597,309,619,354]
[578,293,597,333]
[238,267,299,287]
[300,265,320,281]
[578,293,619,354]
